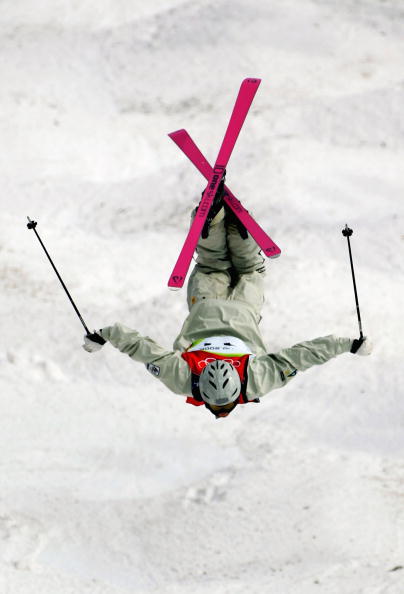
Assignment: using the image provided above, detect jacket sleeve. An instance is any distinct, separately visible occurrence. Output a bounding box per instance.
[247,335,353,399]
[100,323,192,395]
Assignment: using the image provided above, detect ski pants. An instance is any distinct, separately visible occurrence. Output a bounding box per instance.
[187,209,266,317]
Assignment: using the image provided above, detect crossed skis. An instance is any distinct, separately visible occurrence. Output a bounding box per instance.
[27,78,366,342]
[168,78,281,290]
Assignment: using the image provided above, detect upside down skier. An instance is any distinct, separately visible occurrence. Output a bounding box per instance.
[83,179,372,419]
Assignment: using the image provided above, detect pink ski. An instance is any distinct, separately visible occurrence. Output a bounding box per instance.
[168,128,281,259]
[168,78,261,289]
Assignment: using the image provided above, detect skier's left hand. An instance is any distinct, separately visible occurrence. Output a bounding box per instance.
[83,332,106,353]
[350,336,373,356]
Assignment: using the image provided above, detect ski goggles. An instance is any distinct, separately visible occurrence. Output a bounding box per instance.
[205,401,238,419]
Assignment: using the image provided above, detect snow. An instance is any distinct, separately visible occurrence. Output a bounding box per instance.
[1,0,404,592]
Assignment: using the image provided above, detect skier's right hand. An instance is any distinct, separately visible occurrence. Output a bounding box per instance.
[83,332,106,353]
[350,336,373,356]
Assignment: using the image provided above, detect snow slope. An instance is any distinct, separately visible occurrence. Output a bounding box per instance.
[1,0,404,592]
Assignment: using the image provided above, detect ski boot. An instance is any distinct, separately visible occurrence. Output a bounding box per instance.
[200,171,226,239]
[224,200,248,239]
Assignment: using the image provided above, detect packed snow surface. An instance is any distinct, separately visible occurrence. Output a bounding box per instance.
[1,0,404,592]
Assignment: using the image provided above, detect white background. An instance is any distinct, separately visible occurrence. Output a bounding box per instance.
[1,1,404,592]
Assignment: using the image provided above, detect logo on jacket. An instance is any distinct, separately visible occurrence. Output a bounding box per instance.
[196,357,242,369]
[146,363,161,377]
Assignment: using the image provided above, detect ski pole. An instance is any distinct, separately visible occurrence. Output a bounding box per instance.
[342,224,363,338]
[26,216,91,335]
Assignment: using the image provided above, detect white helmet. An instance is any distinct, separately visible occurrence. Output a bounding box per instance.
[199,360,241,406]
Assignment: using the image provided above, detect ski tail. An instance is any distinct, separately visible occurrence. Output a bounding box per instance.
[168,78,261,289]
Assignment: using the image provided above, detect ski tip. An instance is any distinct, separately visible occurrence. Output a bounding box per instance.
[168,129,186,138]
[243,77,262,86]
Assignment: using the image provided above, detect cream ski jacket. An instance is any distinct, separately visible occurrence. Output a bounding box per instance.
[100,297,352,400]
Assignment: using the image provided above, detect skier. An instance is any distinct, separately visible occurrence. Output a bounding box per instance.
[83,181,372,419]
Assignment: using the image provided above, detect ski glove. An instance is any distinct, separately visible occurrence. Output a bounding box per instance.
[350,336,372,356]
[83,331,106,353]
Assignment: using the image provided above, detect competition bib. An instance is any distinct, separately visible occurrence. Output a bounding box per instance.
[188,335,253,356]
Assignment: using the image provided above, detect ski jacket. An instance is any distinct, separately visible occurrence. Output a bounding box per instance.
[100,297,353,401]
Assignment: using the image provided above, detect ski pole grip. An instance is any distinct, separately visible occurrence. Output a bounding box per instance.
[86,332,106,345]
